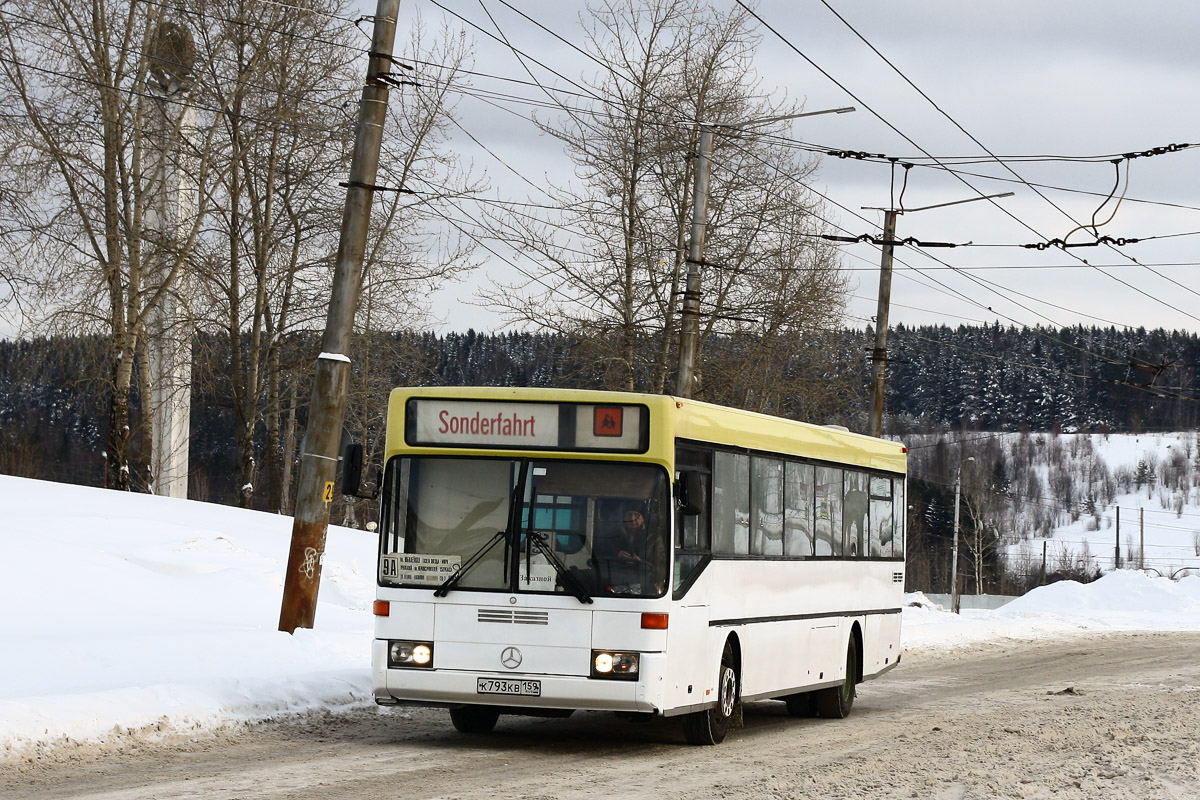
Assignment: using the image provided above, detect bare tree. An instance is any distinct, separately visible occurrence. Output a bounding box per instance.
[481,0,847,407]
[186,0,361,507]
[960,459,1009,594]
[0,1,228,489]
[188,8,479,510]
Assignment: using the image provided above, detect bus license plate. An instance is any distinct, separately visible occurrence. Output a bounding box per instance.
[477,678,541,697]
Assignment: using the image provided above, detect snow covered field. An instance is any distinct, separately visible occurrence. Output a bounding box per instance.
[2,472,1199,758]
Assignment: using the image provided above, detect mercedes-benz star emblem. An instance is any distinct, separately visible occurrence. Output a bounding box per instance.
[500,646,523,670]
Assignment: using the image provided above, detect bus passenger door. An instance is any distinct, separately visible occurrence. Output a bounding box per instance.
[665,598,711,713]
[669,449,714,713]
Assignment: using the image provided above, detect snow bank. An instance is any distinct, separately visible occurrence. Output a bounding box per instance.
[903,571,1200,651]
[0,475,376,753]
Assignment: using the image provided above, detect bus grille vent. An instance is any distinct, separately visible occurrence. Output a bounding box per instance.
[892,572,904,583]
[478,609,549,625]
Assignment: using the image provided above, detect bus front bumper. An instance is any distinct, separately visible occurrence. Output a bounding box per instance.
[373,641,666,714]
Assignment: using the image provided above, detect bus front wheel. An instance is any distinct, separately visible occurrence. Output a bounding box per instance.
[682,644,738,745]
[449,705,500,733]
[815,637,857,719]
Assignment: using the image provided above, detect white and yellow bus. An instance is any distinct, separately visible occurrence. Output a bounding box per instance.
[370,386,907,744]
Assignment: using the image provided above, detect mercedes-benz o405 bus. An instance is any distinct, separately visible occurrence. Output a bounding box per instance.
[370,387,907,744]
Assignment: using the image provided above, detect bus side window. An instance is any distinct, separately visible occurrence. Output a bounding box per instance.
[679,473,710,551]
[674,448,712,595]
[869,475,893,558]
[713,452,750,555]
[843,470,868,558]
[784,461,814,557]
[815,466,842,556]
[893,479,906,558]
[751,457,784,556]
[674,447,711,553]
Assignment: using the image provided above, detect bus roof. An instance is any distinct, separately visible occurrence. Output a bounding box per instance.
[386,386,906,474]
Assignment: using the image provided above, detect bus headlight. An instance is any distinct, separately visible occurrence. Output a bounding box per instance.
[591,650,639,680]
[388,640,434,669]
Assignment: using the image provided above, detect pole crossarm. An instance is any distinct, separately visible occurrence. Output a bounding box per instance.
[822,233,962,248]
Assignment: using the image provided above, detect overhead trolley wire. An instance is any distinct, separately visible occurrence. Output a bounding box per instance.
[733,0,1200,377]
[807,0,1200,322]
[406,1,1200,384]
[712,134,1108,335]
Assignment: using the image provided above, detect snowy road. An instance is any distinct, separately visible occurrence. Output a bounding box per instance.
[5,631,1198,800]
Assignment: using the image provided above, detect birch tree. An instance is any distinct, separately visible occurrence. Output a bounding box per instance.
[187,0,360,508]
[188,9,478,510]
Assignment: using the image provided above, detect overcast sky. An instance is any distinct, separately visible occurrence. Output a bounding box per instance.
[396,0,1200,335]
[7,2,1191,339]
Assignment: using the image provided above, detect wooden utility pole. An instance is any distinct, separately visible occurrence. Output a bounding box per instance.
[279,0,399,633]
[950,456,973,613]
[1115,506,1121,570]
[868,209,897,438]
[839,191,1011,438]
[951,466,962,613]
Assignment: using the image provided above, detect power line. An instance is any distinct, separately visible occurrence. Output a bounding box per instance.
[411,2,1200,347]
[910,161,1200,216]
[807,0,1200,322]
[421,0,608,108]
[727,3,1200,376]
[713,135,1141,342]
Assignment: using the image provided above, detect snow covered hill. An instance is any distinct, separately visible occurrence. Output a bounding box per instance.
[905,430,1200,589]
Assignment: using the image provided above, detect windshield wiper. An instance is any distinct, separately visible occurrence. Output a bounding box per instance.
[526,530,593,604]
[434,530,507,598]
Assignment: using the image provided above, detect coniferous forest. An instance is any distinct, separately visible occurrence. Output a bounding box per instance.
[6,323,1200,596]
[3,323,1198,508]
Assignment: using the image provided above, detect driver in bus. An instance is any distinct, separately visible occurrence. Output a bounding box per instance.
[615,510,646,561]
[594,507,664,594]
[595,508,647,563]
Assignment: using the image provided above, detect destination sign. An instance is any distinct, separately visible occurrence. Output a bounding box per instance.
[411,400,559,447]
[406,398,648,452]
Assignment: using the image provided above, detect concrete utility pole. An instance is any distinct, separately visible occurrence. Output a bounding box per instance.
[675,126,713,398]
[279,0,399,633]
[868,209,897,439]
[146,20,198,499]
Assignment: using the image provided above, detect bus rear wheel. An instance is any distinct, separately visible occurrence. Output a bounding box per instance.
[682,644,738,745]
[815,637,857,719]
[784,691,817,717]
[449,705,500,733]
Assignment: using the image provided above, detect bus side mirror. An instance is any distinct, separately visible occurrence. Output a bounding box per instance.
[341,442,364,497]
[675,470,704,516]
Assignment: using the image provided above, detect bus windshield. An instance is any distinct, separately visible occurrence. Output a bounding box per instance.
[379,456,670,598]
